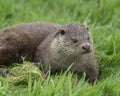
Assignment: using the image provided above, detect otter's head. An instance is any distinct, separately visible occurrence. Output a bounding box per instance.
[51,22,93,57]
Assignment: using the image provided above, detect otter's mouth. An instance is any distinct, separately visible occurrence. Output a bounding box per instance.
[83,50,92,54]
[77,50,92,55]
[83,50,92,53]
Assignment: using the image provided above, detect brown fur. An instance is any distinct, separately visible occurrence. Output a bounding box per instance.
[0,22,98,83]
[0,22,59,76]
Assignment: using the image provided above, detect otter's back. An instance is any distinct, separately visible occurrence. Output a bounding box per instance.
[3,23,60,45]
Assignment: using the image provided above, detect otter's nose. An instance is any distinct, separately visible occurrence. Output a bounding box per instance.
[82,44,91,52]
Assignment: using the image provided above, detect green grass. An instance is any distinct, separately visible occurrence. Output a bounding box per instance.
[0,0,120,96]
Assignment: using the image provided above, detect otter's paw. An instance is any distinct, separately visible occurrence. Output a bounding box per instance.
[85,67,99,84]
[0,68,14,77]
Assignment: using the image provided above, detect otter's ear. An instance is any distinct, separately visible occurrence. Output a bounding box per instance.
[54,29,66,37]
[60,29,65,35]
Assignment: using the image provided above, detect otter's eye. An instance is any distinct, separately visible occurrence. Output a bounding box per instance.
[60,29,65,35]
[86,26,89,31]
[87,36,90,40]
[72,39,78,43]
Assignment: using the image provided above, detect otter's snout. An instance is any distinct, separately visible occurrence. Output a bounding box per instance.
[81,43,91,53]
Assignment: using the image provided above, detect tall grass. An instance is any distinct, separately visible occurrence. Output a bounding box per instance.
[0,0,120,96]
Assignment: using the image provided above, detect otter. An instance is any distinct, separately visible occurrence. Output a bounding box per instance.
[34,22,99,83]
[0,22,98,83]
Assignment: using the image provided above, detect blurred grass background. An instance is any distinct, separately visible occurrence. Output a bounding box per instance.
[0,0,120,96]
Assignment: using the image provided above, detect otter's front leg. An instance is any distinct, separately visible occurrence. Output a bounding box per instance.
[85,65,99,83]
[0,67,14,77]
